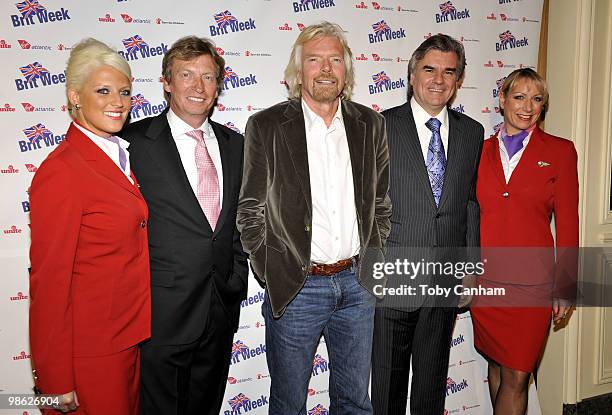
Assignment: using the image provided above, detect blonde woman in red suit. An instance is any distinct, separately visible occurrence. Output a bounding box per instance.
[29,38,150,414]
[471,68,578,415]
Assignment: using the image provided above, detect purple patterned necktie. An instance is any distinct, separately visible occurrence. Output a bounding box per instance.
[106,135,127,172]
[502,129,529,159]
[425,117,446,207]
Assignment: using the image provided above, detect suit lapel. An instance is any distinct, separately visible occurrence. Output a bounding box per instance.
[280,100,312,211]
[67,124,142,199]
[342,101,365,212]
[486,133,507,188]
[210,121,233,234]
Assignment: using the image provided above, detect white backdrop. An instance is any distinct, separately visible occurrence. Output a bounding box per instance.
[0,1,544,414]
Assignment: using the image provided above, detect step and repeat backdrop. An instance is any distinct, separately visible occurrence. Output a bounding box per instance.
[1,1,544,414]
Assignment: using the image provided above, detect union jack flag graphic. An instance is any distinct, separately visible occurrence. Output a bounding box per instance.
[214,10,237,28]
[496,77,507,90]
[308,404,329,415]
[15,0,45,18]
[122,35,148,54]
[20,62,49,83]
[312,354,327,371]
[231,340,249,359]
[371,20,391,35]
[228,393,250,411]
[498,30,515,45]
[130,94,149,110]
[439,1,456,15]
[224,122,241,133]
[23,123,53,143]
[446,377,456,386]
[224,66,238,81]
[371,71,390,87]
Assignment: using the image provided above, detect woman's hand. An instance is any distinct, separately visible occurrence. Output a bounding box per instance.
[54,391,79,413]
[552,298,572,323]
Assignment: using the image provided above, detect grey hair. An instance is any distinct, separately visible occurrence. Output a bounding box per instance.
[284,21,354,100]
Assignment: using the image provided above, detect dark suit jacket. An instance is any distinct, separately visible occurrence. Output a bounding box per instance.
[477,127,578,298]
[30,124,150,394]
[237,99,392,317]
[122,110,248,345]
[383,102,484,308]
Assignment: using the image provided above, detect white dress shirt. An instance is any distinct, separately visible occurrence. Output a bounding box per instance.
[410,97,449,162]
[167,109,223,205]
[302,99,360,264]
[497,124,533,183]
[73,122,134,184]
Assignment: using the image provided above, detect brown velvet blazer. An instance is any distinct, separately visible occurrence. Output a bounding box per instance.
[237,99,391,317]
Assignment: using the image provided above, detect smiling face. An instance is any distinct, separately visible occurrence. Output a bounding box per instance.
[164,54,219,128]
[410,50,460,116]
[68,65,131,137]
[499,77,544,135]
[299,35,346,108]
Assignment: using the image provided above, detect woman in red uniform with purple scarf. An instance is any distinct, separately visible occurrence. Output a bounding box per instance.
[471,68,578,415]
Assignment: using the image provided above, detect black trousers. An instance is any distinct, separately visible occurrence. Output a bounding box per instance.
[371,306,456,415]
[140,292,234,415]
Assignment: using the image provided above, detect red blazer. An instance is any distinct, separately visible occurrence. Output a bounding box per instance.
[476,127,578,297]
[29,124,151,394]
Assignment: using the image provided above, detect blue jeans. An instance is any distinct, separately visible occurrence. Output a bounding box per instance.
[263,267,376,415]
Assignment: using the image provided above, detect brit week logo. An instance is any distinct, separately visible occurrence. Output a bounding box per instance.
[10,0,71,27]
[496,30,529,51]
[435,1,471,23]
[224,393,269,414]
[222,66,258,91]
[368,71,405,94]
[229,340,266,365]
[368,20,406,44]
[492,77,506,98]
[240,291,264,308]
[130,94,167,120]
[312,354,329,376]
[118,35,168,62]
[292,0,336,13]
[14,61,65,91]
[18,123,65,153]
[445,377,469,396]
[209,10,256,37]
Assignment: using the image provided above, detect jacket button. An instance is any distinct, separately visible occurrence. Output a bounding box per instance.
[502,192,509,198]
[305,225,310,232]
[140,220,146,228]
[435,213,440,218]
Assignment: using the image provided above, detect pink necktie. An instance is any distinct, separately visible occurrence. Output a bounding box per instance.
[186,129,220,229]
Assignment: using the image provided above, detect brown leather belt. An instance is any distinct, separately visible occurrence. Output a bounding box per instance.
[308,255,359,276]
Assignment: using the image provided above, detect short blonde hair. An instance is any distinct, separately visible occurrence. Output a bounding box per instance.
[500,68,549,120]
[66,38,131,100]
[284,21,354,100]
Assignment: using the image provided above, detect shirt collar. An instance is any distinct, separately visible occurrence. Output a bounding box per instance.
[72,120,129,148]
[301,98,344,132]
[410,97,449,130]
[167,109,212,138]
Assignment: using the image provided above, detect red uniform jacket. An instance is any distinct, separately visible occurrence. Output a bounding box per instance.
[476,127,578,298]
[29,124,151,394]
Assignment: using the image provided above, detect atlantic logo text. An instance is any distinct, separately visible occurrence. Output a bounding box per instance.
[15,62,65,91]
[118,35,168,62]
[130,94,167,120]
[222,67,257,91]
[293,0,336,13]
[368,20,406,44]
[368,71,405,94]
[435,1,470,23]
[225,393,269,414]
[229,340,266,365]
[445,377,469,396]
[209,10,256,37]
[18,123,64,153]
[11,0,70,27]
[496,30,528,51]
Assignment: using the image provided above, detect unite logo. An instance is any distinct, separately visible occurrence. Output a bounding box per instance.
[209,10,256,37]
[496,30,529,51]
[229,340,266,365]
[355,53,368,61]
[118,35,168,62]
[1,165,19,174]
[224,393,269,414]
[98,13,115,23]
[13,351,31,361]
[445,377,469,396]
[492,77,506,98]
[10,291,29,301]
[278,23,292,31]
[435,1,471,23]
[0,39,12,48]
[368,71,405,94]
[355,1,368,9]
[368,20,406,44]
[18,123,65,153]
[312,354,329,376]
[130,94,167,120]
[14,61,66,91]
[1,103,17,112]
[222,66,258,91]
[10,0,71,28]
[293,0,336,13]
[308,404,329,415]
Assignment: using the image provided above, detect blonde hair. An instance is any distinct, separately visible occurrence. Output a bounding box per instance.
[284,21,354,100]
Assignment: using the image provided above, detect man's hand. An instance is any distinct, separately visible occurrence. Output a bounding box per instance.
[552,298,572,323]
[457,275,476,308]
